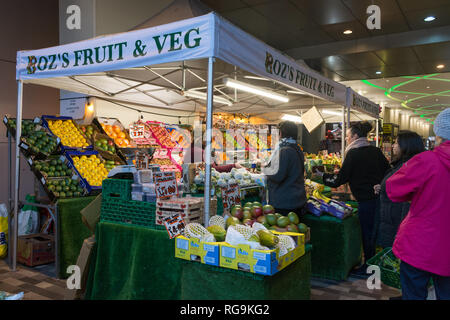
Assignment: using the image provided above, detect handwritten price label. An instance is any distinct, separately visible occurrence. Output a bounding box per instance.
[129,124,145,139]
[154,171,178,200]
[163,213,186,239]
[221,183,241,211]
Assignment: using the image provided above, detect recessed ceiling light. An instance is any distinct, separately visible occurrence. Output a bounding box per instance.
[343,30,353,35]
[376,71,382,75]
[437,64,445,69]
[424,16,436,22]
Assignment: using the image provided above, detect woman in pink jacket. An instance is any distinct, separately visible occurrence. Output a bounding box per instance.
[386,108,450,300]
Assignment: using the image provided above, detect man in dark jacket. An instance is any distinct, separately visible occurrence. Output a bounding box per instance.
[263,121,307,216]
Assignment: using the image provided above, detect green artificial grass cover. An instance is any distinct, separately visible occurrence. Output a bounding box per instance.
[84,221,312,300]
[301,213,363,281]
[57,196,96,279]
[180,245,312,300]
[84,222,183,300]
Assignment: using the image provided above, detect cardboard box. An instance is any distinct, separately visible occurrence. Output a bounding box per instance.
[219,232,305,276]
[175,235,220,266]
[17,234,55,267]
[80,194,102,234]
[66,236,96,300]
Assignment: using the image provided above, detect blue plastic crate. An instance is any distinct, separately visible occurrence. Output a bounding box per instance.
[64,149,103,195]
[41,115,93,151]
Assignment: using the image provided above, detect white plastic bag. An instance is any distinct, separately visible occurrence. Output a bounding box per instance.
[225,225,268,250]
[18,195,39,236]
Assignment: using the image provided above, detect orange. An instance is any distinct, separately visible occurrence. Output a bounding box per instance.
[110,132,118,139]
[118,131,126,139]
[122,138,129,146]
[115,138,123,145]
[113,125,121,134]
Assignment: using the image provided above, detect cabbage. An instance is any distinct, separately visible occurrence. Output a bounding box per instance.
[228,178,236,185]
[234,172,244,180]
[217,179,227,188]
[194,176,203,185]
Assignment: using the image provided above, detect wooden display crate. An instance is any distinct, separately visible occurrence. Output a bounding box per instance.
[17,234,55,267]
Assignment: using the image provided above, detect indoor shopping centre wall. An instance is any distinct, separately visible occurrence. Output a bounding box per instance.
[0,1,60,208]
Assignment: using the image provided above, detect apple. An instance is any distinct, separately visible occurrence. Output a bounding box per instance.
[231,205,243,220]
[262,204,274,215]
[243,219,255,227]
[251,205,263,218]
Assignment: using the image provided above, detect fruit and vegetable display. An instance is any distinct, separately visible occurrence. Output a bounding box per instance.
[148,123,178,149]
[21,130,59,156]
[100,122,133,148]
[33,157,73,178]
[79,124,100,141]
[5,118,35,136]
[192,167,264,191]
[226,202,308,234]
[45,118,89,148]
[45,177,85,199]
[70,154,120,187]
[182,206,306,261]
[306,185,353,219]
[304,152,341,176]
[93,135,117,154]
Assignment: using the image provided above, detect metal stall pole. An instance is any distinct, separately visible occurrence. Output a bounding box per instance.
[7,129,13,267]
[341,105,346,159]
[11,80,23,271]
[203,57,215,227]
[375,119,379,147]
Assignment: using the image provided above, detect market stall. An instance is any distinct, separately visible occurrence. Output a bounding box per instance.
[11,11,372,298]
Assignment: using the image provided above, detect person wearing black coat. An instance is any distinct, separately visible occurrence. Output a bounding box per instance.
[315,122,390,275]
[374,131,425,249]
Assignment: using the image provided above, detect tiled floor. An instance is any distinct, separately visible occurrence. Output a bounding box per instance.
[1,258,402,300]
[0,260,69,300]
[310,276,401,300]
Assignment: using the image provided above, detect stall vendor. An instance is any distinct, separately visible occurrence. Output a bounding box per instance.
[262,121,307,216]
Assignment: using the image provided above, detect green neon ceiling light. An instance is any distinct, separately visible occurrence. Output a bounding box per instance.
[361,73,446,123]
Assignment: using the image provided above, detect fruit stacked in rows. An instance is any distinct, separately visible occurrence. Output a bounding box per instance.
[94,137,116,154]
[7,119,35,136]
[71,154,110,187]
[34,158,73,177]
[227,202,308,234]
[47,119,89,148]
[47,177,84,198]
[25,130,59,155]
[79,124,99,141]
[100,123,131,148]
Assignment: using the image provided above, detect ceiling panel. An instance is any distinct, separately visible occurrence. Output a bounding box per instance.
[289,0,355,25]
[292,27,335,46]
[200,0,247,12]
[340,52,385,69]
[421,59,450,74]
[413,41,450,61]
[359,66,398,78]
[320,20,371,41]
[312,55,357,71]
[252,0,315,31]
[388,63,426,76]
[335,69,369,80]
[404,6,450,30]
[375,47,419,65]
[396,0,450,12]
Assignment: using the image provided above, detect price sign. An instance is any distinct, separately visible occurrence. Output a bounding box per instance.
[221,183,241,211]
[163,213,186,239]
[154,171,178,200]
[129,124,145,139]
